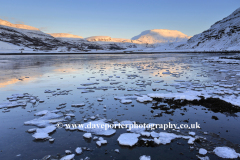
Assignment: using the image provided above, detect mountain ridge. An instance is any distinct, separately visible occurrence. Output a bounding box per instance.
[132,29,191,44]
[177,7,240,51]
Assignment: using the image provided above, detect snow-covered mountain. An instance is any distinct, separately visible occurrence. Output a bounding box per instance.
[0,19,69,51]
[132,29,191,44]
[178,7,240,51]
[85,36,141,43]
[0,19,128,52]
[1,6,240,53]
[0,19,54,40]
[49,33,83,39]
[86,36,112,42]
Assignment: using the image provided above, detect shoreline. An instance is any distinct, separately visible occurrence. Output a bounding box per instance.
[0,50,239,55]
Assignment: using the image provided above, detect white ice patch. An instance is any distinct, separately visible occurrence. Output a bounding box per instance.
[213,147,240,159]
[196,155,210,160]
[0,101,27,109]
[120,120,134,126]
[83,133,92,139]
[120,99,132,104]
[78,119,116,136]
[150,131,159,138]
[71,103,85,107]
[189,132,196,136]
[24,112,63,127]
[60,154,75,160]
[127,125,145,133]
[147,83,240,107]
[32,125,56,140]
[141,132,151,137]
[148,90,202,101]
[152,132,196,145]
[27,128,37,133]
[114,96,139,104]
[34,110,49,116]
[96,137,107,146]
[187,137,196,144]
[139,155,151,160]
[199,148,207,155]
[32,132,51,140]
[75,147,82,154]
[154,132,181,145]
[136,95,153,103]
[117,133,140,147]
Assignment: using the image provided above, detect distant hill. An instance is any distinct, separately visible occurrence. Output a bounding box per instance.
[132,29,191,44]
[49,33,83,39]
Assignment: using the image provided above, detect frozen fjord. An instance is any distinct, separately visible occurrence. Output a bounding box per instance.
[0,53,240,159]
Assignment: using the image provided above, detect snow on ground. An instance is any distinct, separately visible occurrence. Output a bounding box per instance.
[0,41,22,50]
[178,7,240,51]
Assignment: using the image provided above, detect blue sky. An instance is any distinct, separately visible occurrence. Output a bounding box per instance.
[0,0,239,39]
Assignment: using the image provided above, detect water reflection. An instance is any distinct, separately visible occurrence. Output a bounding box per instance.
[0,53,239,160]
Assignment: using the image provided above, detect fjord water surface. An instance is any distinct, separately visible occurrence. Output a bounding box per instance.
[0,53,240,160]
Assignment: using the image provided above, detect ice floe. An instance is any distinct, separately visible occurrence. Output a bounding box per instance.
[213,147,240,159]
[75,147,82,154]
[24,112,63,127]
[139,155,151,160]
[83,133,92,139]
[136,95,153,103]
[71,103,85,107]
[60,154,75,160]
[32,125,56,140]
[96,137,107,146]
[154,132,181,145]
[78,119,116,136]
[117,133,140,147]
[199,148,207,155]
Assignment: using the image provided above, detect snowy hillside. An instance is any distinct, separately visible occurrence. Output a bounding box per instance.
[85,36,141,44]
[49,33,83,39]
[86,36,112,42]
[178,7,240,51]
[0,19,54,40]
[0,19,130,53]
[1,6,240,53]
[0,19,68,51]
[132,29,191,44]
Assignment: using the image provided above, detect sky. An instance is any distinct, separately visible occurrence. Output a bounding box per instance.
[0,0,239,39]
